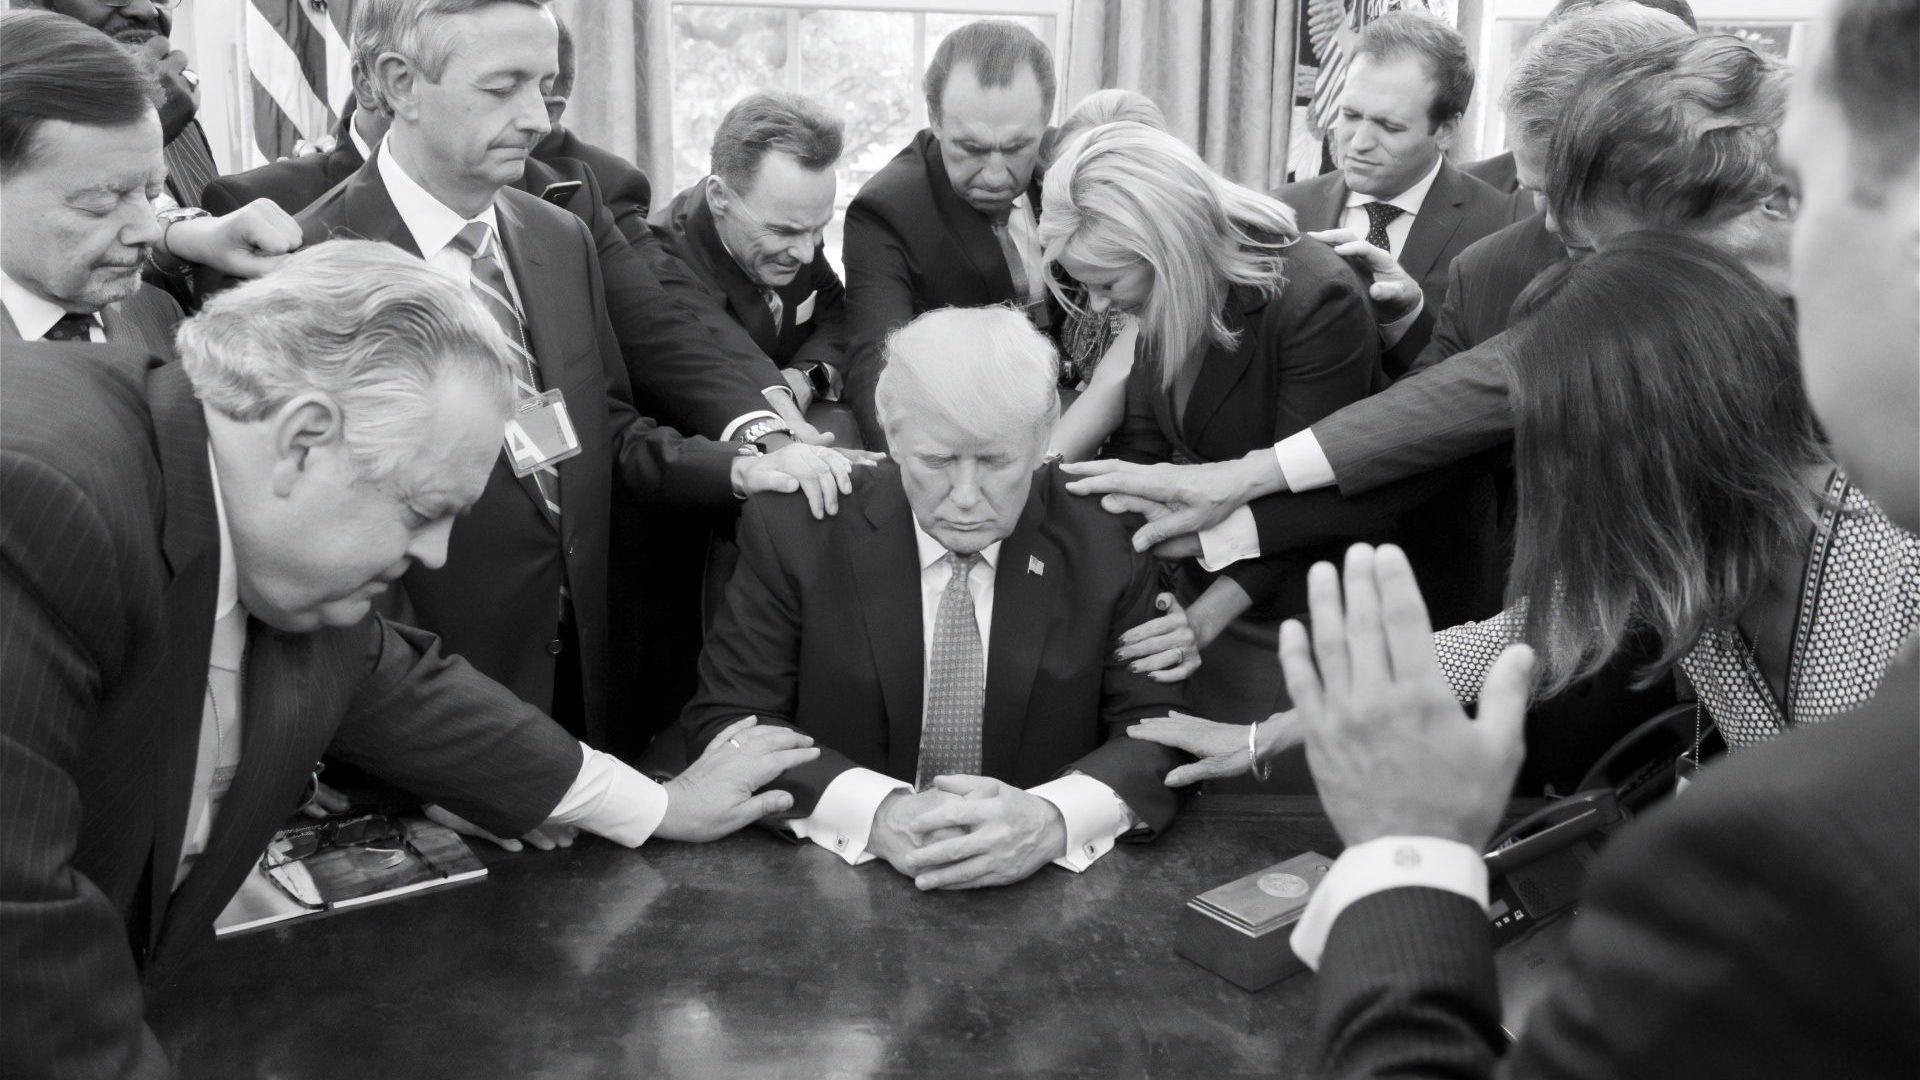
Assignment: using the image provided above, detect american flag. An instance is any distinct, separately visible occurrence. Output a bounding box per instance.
[244,0,354,162]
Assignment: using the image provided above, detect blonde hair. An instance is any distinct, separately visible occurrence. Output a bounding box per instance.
[875,306,1060,448]
[1039,122,1298,390]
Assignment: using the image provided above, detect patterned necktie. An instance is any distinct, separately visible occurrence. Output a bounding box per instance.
[42,312,98,342]
[1362,201,1408,252]
[919,552,986,785]
[449,220,561,523]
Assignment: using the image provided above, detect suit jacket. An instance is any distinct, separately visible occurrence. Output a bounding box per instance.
[203,124,781,440]
[536,123,653,244]
[651,180,850,387]
[297,151,739,744]
[682,463,1190,834]
[1460,150,1516,193]
[0,345,584,1080]
[1311,212,1564,497]
[842,129,1062,449]
[1313,647,1920,1078]
[1275,159,1512,318]
[1106,238,1382,616]
[0,283,184,357]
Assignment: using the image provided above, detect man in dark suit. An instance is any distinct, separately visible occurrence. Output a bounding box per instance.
[1275,11,1511,318]
[685,307,1188,889]
[653,91,854,442]
[0,13,185,355]
[538,14,652,242]
[301,0,853,750]
[1287,7,1918,1074]
[0,238,818,1080]
[843,20,1062,450]
[200,1,796,446]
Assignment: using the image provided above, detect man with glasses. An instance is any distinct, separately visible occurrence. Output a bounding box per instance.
[653,91,852,440]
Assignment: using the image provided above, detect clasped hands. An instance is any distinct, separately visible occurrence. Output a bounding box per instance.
[865,777,1067,891]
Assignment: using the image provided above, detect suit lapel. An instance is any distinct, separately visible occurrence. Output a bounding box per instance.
[1301,174,1348,232]
[981,474,1059,781]
[1179,288,1264,447]
[142,363,224,948]
[1397,162,1469,292]
[690,192,782,351]
[846,477,928,775]
[307,149,424,257]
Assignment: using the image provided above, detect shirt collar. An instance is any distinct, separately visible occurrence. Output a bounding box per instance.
[1345,154,1445,216]
[348,109,381,163]
[376,136,499,260]
[910,515,1003,573]
[206,448,241,622]
[0,270,99,342]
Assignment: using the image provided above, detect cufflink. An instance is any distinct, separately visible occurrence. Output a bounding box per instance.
[834,837,848,852]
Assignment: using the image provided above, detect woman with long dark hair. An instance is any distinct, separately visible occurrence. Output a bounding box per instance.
[1136,234,1919,779]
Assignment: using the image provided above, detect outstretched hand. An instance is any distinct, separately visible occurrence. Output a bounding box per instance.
[1282,544,1533,849]
[656,717,821,842]
[1061,454,1279,551]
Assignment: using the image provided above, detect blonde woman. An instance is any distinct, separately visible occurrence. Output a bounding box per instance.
[1040,122,1382,722]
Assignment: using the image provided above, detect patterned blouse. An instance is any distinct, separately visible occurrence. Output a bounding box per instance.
[1432,472,1920,751]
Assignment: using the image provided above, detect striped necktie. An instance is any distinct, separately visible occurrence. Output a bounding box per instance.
[449,220,561,523]
[918,552,986,785]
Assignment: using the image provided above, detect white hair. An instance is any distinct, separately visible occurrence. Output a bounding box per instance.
[351,0,551,110]
[178,239,517,484]
[875,306,1061,447]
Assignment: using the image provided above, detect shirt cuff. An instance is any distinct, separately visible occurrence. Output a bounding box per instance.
[1273,430,1337,493]
[785,767,912,865]
[1197,505,1261,571]
[1379,296,1426,350]
[1030,773,1138,873]
[546,742,670,847]
[720,408,783,442]
[1288,835,1488,971]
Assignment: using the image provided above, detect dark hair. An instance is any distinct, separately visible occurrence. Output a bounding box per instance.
[1548,34,1786,246]
[1504,232,1824,695]
[710,91,845,193]
[1549,0,1698,31]
[923,20,1055,127]
[1820,0,1920,190]
[552,13,575,102]
[0,10,164,178]
[1355,10,1475,128]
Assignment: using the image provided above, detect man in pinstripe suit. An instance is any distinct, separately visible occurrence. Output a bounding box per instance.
[0,238,820,1080]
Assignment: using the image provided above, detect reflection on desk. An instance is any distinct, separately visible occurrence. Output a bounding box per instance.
[152,795,1346,1079]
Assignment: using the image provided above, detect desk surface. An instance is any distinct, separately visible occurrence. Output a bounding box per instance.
[152,796,1347,1080]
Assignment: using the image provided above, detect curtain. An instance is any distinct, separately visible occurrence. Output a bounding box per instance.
[550,0,675,177]
[1064,0,1298,192]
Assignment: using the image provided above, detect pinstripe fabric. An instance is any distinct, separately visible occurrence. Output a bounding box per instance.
[1316,213,1563,496]
[1,284,185,358]
[1,345,584,1079]
[162,122,220,209]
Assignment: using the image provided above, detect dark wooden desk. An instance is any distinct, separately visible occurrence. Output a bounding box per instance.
[151,795,1345,1079]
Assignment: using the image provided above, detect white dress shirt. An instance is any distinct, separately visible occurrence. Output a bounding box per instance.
[785,517,1138,871]
[1,270,104,343]
[172,454,673,892]
[1288,835,1488,970]
[378,139,529,309]
[1338,154,1444,259]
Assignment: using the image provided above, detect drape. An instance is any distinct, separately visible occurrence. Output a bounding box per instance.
[550,0,675,178]
[1064,0,1298,192]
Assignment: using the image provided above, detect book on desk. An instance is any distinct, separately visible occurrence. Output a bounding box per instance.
[214,813,487,938]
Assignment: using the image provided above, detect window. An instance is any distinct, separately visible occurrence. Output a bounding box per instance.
[669,1,1066,269]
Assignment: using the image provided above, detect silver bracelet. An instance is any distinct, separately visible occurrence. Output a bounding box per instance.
[1247,722,1270,781]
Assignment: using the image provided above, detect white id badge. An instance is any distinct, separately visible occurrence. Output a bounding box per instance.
[795,291,817,325]
[503,388,582,476]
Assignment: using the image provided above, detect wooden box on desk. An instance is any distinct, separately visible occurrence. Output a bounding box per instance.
[1175,850,1334,991]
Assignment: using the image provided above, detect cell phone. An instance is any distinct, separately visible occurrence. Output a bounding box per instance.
[539,180,584,206]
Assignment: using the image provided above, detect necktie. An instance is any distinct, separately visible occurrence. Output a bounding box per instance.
[1362,202,1408,252]
[919,552,986,785]
[761,287,784,332]
[449,220,561,523]
[42,312,98,342]
[991,213,1048,332]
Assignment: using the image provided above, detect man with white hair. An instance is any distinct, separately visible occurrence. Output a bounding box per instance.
[683,306,1189,890]
[0,241,820,1079]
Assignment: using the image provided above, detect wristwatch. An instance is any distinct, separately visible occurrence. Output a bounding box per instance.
[792,361,835,402]
[735,416,791,448]
[149,206,211,277]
